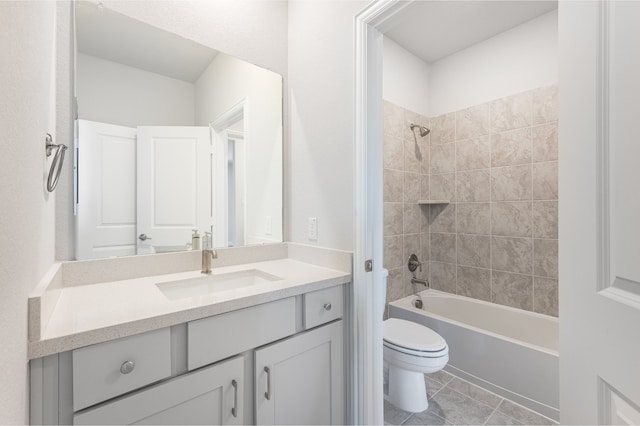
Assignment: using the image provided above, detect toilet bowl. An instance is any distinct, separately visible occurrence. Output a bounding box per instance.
[383,318,449,412]
[380,269,449,412]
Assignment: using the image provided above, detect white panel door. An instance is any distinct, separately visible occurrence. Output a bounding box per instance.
[76,120,137,259]
[73,356,244,425]
[559,1,640,423]
[136,126,210,252]
[254,321,344,425]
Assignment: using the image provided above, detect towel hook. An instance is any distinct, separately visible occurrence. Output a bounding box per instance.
[45,133,68,192]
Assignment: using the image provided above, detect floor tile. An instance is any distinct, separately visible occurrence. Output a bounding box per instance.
[446,377,503,409]
[485,410,523,425]
[495,400,556,425]
[385,399,413,425]
[429,387,495,425]
[425,376,447,399]
[428,370,454,385]
[403,410,451,425]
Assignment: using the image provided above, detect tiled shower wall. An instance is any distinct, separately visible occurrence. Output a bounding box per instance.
[383,85,558,317]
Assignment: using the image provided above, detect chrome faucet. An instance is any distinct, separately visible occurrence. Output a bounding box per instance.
[407,254,430,291]
[201,232,217,274]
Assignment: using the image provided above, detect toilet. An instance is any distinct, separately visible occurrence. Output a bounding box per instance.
[381,270,449,413]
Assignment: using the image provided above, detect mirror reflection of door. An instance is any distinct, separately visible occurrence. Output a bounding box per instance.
[75,121,211,259]
[226,123,246,247]
[210,101,246,249]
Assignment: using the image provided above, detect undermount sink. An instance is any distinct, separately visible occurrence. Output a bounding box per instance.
[156,269,283,300]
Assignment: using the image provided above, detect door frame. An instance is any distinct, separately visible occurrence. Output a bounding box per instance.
[210,98,248,247]
[353,1,411,424]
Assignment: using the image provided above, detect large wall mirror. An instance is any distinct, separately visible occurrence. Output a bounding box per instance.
[74,1,283,260]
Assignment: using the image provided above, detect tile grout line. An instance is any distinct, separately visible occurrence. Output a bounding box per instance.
[530,92,536,313]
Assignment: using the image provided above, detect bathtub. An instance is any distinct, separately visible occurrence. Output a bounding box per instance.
[389,290,559,421]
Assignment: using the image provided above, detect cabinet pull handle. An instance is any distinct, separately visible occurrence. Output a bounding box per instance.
[264,366,271,400]
[120,360,135,374]
[231,379,238,417]
[324,303,332,311]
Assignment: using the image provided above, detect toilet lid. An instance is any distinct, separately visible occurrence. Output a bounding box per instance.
[383,318,447,352]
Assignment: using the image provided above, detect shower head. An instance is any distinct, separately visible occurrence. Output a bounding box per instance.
[410,123,430,137]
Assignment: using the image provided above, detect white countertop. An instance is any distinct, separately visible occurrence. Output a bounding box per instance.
[28,255,351,359]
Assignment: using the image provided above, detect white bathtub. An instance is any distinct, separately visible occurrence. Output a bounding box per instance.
[389,290,559,421]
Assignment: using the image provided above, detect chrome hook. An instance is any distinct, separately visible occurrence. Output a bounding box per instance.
[45,133,68,192]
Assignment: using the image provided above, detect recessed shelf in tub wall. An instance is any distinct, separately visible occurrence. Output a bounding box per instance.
[418,200,450,205]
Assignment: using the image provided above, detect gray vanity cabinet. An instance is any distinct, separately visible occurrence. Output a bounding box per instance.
[254,320,343,425]
[30,284,347,426]
[74,356,245,425]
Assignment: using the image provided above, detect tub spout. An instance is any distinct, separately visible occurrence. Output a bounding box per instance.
[411,277,429,289]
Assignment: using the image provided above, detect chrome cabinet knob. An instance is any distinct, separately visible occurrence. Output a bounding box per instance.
[138,233,152,241]
[120,360,135,374]
[324,303,332,311]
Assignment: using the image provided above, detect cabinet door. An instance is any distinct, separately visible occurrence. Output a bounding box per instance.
[255,320,344,425]
[74,356,244,425]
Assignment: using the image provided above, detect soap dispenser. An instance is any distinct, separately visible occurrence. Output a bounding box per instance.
[191,229,201,250]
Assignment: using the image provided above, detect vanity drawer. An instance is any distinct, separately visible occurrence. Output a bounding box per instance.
[72,328,171,411]
[303,285,344,329]
[188,297,296,370]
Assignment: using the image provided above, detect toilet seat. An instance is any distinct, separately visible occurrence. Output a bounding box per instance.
[383,318,447,357]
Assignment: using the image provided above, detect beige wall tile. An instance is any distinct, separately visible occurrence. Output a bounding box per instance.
[533,277,558,317]
[430,261,457,294]
[533,238,558,278]
[456,136,491,171]
[404,172,421,203]
[403,203,422,234]
[456,104,490,140]
[404,138,424,173]
[491,128,532,167]
[384,169,404,202]
[421,232,430,261]
[457,265,491,301]
[420,141,430,174]
[532,200,558,238]
[457,234,490,268]
[404,233,422,268]
[386,267,408,305]
[532,122,558,162]
[532,85,558,125]
[384,235,403,269]
[457,170,491,202]
[431,232,456,263]
[492,271,533,310]
[532,161,558,200]
[384,133,404,170]
[430,113,456,144]
[431,173,456,201]
[384,202,403,236]
[491,165,532,201]
[430,143,456,174]
[420,174,430,200]
[429,204,456,233]
[384,100,404,138]
[491,236,533,274]
[491,201,532,237]
[420,205,430,234]
[490,91,532,133]
[457,203,491,235]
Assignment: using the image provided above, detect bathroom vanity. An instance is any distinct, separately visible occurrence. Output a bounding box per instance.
[28,243,351,425]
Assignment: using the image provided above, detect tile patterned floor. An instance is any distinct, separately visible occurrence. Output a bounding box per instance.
[384,370,558,425]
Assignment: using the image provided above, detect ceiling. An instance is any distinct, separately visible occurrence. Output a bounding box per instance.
[75,1,218,83]
[385,1,558,64]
